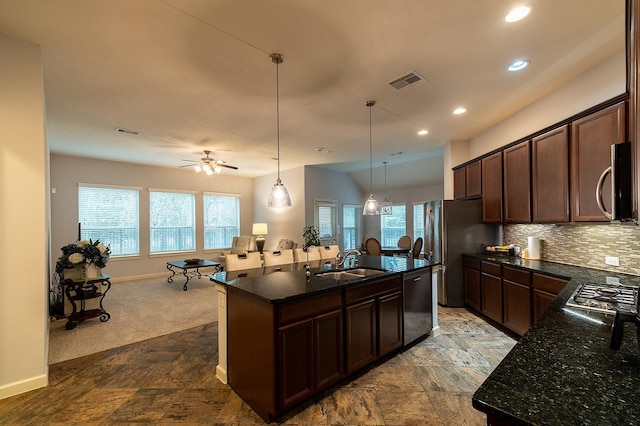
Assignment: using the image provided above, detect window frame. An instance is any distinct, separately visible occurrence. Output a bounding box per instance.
[380,203,407,247]
[203,192,241,250]
[148,188,197,255]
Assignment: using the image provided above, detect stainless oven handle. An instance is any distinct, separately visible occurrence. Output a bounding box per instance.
[595,166,612,220]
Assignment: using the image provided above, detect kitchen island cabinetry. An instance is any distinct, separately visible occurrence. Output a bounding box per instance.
[481,152,503,223]
[570,101,626,222]
[503,141,531,223]
[532,126,570,222]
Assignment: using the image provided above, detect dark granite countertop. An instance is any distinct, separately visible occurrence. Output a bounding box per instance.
[467,253,640,426]
[210,255,436,303]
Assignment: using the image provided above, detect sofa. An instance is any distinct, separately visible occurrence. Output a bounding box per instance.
[218,235,256,263]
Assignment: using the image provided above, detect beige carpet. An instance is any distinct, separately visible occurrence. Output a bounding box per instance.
[48,274,218,364]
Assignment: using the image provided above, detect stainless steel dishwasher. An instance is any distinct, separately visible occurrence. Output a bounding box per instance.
[403,268,433,346]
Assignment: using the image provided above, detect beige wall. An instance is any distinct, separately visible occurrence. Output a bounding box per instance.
[0,34,49,398]
[50,154,255,280]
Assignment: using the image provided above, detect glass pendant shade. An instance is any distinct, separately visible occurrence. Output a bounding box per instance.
[381,198,392,215]
[268,178,292,208]
[363,194,380,215]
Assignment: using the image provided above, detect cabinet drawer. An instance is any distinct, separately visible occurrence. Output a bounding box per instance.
[502,266,530,286]
[345,277,402,305]
[278,291,342,325]
[464,256,480,270]
[532,273,568,295]
[481,261,501,276]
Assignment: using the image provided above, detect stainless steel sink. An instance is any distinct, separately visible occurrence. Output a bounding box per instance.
[316,267,386,280]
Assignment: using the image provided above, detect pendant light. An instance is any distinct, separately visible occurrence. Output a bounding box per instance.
[268,53,292,208]
[380,161,392,215]
[363,100,380,215]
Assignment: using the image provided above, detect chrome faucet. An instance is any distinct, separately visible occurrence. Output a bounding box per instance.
[304,245,319,275]
[339,249,361,267]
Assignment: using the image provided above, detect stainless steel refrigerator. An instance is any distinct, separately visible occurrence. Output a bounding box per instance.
[424,199,498,307]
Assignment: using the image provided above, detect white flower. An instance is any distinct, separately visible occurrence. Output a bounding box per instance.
[97,243,107,254]
[68,253,85,264]
[77,240,90,248]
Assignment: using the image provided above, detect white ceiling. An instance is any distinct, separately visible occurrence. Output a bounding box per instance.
[0,0,626,190]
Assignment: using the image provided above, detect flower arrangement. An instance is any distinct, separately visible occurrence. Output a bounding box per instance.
[55,239,111,274]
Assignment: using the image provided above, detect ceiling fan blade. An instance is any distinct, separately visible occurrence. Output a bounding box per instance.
[178,164,197,168]
[218,164,238,170]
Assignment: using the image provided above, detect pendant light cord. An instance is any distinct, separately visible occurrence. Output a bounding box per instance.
[367,101,375,194]
[276,60,281,180]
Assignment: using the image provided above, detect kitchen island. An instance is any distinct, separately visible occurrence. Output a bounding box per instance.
[210,255,436,422]
[468,254,640,425]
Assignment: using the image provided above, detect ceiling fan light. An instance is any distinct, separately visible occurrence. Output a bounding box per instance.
[363,194,381,215]
[194,165,202,173]
[268,178,292,208]
[205,169,213,176]
[214,165,222,174]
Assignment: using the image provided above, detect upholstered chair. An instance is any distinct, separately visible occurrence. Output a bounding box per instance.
[224,252,262,271]
[294,246,321,263]
[319,245,340,259]
[397,235,412,249]
[364,237,382,256]
[412,237,423,258]
[218,235,256,263]
[263,249,294,267]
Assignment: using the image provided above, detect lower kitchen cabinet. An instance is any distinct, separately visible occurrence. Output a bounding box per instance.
[345,276,402,374]
[502,266,531,336]
[463,256,567,337]
[481,261,503,323]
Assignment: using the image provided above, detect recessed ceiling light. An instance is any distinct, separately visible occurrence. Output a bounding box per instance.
[417,129,429,136]
[508,59,530,71]
[505,5,532,23]
[453,107,467,115]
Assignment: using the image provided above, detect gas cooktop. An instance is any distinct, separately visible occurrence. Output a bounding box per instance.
[565,281,638,316]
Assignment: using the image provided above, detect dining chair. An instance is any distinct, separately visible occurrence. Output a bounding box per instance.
[224,252,262,271]
[263,249,294,267]
[294,246,322,263]
[412,237,423,258]
[398,235,412,249]
[364,237,382,256]
[319,245,340,260]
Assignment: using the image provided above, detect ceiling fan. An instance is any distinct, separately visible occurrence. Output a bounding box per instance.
[180,150,238,175]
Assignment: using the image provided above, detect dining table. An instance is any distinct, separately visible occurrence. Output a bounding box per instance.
[380,246,411,256]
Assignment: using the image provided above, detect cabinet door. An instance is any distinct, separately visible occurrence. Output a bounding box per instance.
[345,299,377,374]
[481,273,502,323]
[464,266,481,312]
[533,289,557,322]
[503,280,531,336]
[482,151,504,223]
[378,292,403,356]
[314,309,344,391]
[571,102,626,222]
[466,160,482,199]
[278,318,314,411]
[454,167,466,200]
[503,141,531,223]
[532,126,570,222]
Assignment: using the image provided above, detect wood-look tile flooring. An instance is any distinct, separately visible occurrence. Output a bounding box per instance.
[0,307,515,425]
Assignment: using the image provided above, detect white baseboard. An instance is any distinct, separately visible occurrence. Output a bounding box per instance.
[0,374,48,400]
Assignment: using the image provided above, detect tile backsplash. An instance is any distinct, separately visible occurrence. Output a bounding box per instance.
[504,223,640,276]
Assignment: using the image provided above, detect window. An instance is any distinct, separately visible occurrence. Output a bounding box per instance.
[413,203,425,247]
[149,190,196,253]
[342,204,362,250]
[78,185,140,256]
[380,204,406,246]
[203,193,240,249]
[315,199,337,246]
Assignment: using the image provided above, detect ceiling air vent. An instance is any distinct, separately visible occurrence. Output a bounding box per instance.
[387,70,426,91]
[114,127,139,135]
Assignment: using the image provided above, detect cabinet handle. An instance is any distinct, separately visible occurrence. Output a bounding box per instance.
[413,276,422,282]
[595,166,612,220]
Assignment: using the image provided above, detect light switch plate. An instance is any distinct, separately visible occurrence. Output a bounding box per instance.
[605,256,620,266]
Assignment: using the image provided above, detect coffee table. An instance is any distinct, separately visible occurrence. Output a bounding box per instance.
[166,260,220,291]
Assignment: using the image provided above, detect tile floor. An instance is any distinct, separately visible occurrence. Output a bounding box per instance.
[0,307,515,425]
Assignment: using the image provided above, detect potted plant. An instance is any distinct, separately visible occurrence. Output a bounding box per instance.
[56,239,111,280]
[302,225,321,249]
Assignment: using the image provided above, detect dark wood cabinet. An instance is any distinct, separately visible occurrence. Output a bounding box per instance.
[463,256,481,311]
[454,166,466,200]
[503,141,531,223]
[532,273,568,322]
[480,261,502,323]
[345,276,402,374]
[532,126,570,222]
[482,151,504,223]
[454,160,482,200]
[502,266,531,336]
[314,309,344,391]
[278,318,314,410]
[570,102,626,222]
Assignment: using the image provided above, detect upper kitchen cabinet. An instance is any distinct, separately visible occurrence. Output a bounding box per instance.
[570,102,626,222]
[532,126,570,222]
[503,141,531,223]
[453,160,482,200]
[482,151,503,223]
